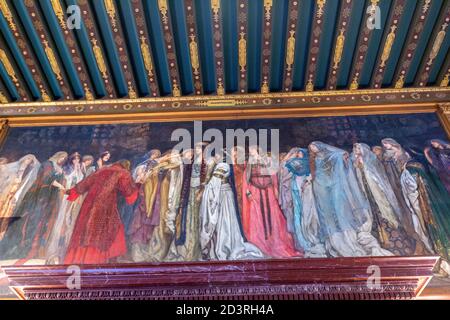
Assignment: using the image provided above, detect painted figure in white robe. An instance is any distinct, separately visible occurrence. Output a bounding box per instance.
[46,152,85,263]
[285,148,326,257]
[278,149,297,235]
[308,142,392,257]
[200,163,264,260]
[352,143,417,256]
[0,155,40,241]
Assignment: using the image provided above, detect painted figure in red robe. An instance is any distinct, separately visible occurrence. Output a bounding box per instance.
[63,160,139,264]
[242,146,302,258]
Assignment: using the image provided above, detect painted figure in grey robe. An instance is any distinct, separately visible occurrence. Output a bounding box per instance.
[381,138,431,255]
[278,148,298,235]
[308,142,392,258]
[81,155,95,177]
[200,163,264,261]
[424,139,450,195]
[285,148,326,257]
[352,143,417,256]
[0,155,40,241]
[46,152,85,264]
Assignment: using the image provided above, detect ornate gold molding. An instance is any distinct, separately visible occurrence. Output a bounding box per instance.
[437,103,450,139]
[43,41,63,81]
[0,49,18,83]
[0,0,16,32]
[51,0,66,29]
[439,103,450,114]
[0,118,9,147]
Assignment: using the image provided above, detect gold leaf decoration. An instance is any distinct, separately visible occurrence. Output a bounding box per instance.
[0,49,17,82]
[306,79,314,92]
[189,35,200,75]
[423,0,431,13]
[380,26,397,67]
[104,0,117,27]
[0,0,16,31]
[217,82,225,96]
[261,81,269,94]
[41,89,51,102]
[428,25,447,65]
[172,82,181,97]
[84,84,94,100]
[128,85,137,99]
[51,0,66,29]
[286,31,296,71]
[395,75,405,89]
[91,39,108,79]
[238,32,247,72]
[158,0,168,23]
[441,73,449,87]
[43,41,63,81]
[211,0,220,22]
[350,77,359,90]
[333,29,345,69]
[316,0,326,18]
[264,0,272,20]
[0,91,7,104]
[140,36,154,77]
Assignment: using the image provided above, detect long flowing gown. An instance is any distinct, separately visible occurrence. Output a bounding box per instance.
[0,160,64,261]
[405,161,450,260]
[45,165,85,263]
[310,142,392,257]
[352,144,416,256]
[200,163,264,260]
[425,140,450,195]
[241,157,301,258]
[278,159,295,234]
[63,163,139,264]
[285,152,326,257]
[0,155,40,241]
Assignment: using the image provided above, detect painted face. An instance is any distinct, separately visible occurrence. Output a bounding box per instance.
[194,145,203,156]
[183,150,193,160]
[73,157,81,165]
[297,151,304,158]
[249,146,258,157]
[102,153,111,162]
[353,144,362,155]
[84,159,93,167]
[309,144,319,154]
[431,141,441,149]
[382,142,393,150]
[58,156,68,166]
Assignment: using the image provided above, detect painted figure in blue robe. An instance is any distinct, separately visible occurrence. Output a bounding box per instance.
[424,139,450,195]
[285,148,326,257]
[308,142,392,258]
[404,160,450,260]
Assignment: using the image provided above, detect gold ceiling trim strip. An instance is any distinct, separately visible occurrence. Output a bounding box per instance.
[0,87,448,108]
[0,0,16,31]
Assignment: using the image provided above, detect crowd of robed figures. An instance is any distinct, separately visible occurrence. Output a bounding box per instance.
[0,137,449,265]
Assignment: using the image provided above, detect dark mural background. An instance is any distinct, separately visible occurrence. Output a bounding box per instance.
[0,113,448,164]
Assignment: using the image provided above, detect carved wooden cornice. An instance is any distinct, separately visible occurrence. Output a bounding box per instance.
[2,256,439,300]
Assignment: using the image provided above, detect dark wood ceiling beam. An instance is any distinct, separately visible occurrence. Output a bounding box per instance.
[101,0,138,98]
[130,0,160,97]
[157,0,182,97]
[49,0,95,100]
[392,0,435,89]
[281,0,300,92]
[437,51,450,87]
[415,0,450,87]
[74,0,117,99]
[1,0,53,102]
[237,0,248,93]
[304,0,328,92]
[22,0,73,100]
[210,0,226,95]
[371,0,407,89]
[260,0,273,94]
[348,0,380,91]
[184,0,203,95]
[327,0,354,90]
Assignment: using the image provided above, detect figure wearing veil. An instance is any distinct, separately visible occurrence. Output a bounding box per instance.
[200,163,264,260]
[424,139,450,195]
[0,152,67,261]
[0,155,40,241]
[381,138,430,254]
[278,148,297,235]
[285,148,326,257]
[309,142,392,258]
[241,146,301,258]
[46,152,85,264]
[404,161,450,260]
[352,144,416,256]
